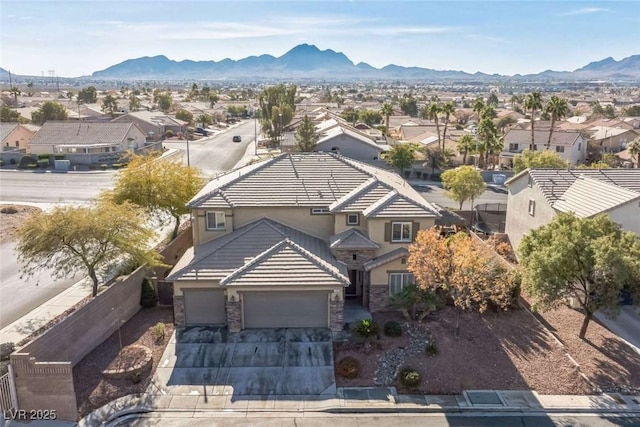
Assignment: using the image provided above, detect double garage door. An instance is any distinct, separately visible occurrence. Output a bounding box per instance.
[243,291,329,329]
[183,289,226,325]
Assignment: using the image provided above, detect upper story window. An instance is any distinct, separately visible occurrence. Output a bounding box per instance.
[392,222,412,242]
[346,213,359,225]
[311,207,330,215]
[389,272,414,295]
[205,211,226,230]
[509,143,519,152]
[556,146,565,153]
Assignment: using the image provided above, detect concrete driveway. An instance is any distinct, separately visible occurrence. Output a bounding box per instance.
[595,306,640,352]
[151,327,336,397]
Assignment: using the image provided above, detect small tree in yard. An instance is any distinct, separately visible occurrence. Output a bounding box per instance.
[295,115,319,152]
[408,228,515,336]
[519,213,640,340]
[387,144,415,177]
[15,200,163,297]
[107,155,204,239]
[441,166,486,210]
[512,150,566,173]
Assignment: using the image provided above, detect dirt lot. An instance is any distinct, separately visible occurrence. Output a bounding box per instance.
[0,204,41,243]
[335,307,594,395]
[73,307,174,418]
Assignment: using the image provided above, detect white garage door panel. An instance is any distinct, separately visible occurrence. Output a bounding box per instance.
[243,292,329,328]
[184,289,226,325]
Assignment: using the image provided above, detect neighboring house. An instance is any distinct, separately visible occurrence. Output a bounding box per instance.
[505,168,640,252]
[316,126,388,161]
[1,123,38,152]
[112,111,186,141]
[587,126,638,153]
[166,152,440,332]
[499,128,587,168]
[29,121,146,157]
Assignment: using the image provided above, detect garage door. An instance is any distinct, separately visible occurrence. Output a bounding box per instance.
[243,291,329,328]
[183,288,226,325]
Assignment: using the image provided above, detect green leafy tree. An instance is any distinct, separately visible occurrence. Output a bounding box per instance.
[358,109,382,126]
[627,136,640,167]
[197,114,213,127]
[623,106,640,117]
[101,94,119,117]
[472,98,485,124]
[519,213,640,340]
[78,86,97,104]
[129,94,141,112]
[456,134,475,165]
[15,200,162,297]
[208,93,219,109]
[175,109,194,124]
[387,144,415,176]
[157,93,173,113]
[424,147,454,177]
[26,81,34,97]
[31,101,68,125]
[0,106,21,122]
[496,116,518,135]
[340,107,359,125]
[524,92,543,149]
[477,117,499,168]
[107,155,204,239]
[603,104,616,119]
[440,101,456,151]
[545,96,570,149]
[487,92,499,107]
[510,94,521,111]
[426,102,442,149]
[295,115,319,152]
[381,103,393,136]
[399,94,418,117]
[441,165,486,210]
[9,87,20,106]
[258,84,297,143]
[512,150,567,173]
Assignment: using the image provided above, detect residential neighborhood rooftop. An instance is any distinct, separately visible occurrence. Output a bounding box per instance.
[29,121,142,146]
[503,128,582,146]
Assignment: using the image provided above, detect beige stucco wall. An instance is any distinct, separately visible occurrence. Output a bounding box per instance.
[333,213,368,235]
[192,208,234,246]
[505,173,558,253]
[370,257,411,286]
[608,200,640,235]
[2,125,35,151]
[233,206,335,240]
[173,279,221,296]
[368,217,435,254]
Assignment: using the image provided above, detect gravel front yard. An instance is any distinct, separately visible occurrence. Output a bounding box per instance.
[335,307,593,395]
[0,204,41,243]
[73,307,174,418]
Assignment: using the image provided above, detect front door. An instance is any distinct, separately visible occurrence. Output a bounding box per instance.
[346,269,357,297]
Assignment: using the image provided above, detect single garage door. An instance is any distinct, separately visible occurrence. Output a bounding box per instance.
[243,291,329,328]
[183,288,226,325]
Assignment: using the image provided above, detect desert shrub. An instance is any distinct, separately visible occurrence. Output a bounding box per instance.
[383,320,402,337]
[100,163,108,170]
[130,371,142,384]
[336,356,360,379]
[9,158,17,165]
[54,154,65,160]
[37,153,50,160]
[1,206,18,214]
[399,368,422,387]
[140,278,158,308]
[425,340,439,356]
[17,156,37,169]
[37,159,49,168]
[165,129,174,138]
[152,322,166,343]
[0,342,15,360]
[351,319,379,340]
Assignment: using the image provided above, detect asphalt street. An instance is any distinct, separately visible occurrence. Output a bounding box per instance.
[116,414,640,427]
[412,182,508,210]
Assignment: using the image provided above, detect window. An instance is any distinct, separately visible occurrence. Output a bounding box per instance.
[311,207,330,215]
[556,146,565,153]
[578,143,582,151]
[528,200,535,216]
[391,222,412,242]
[509,143,519,151]
[389,273,414,295]
[205,211,225,230]
[346,214,359,225]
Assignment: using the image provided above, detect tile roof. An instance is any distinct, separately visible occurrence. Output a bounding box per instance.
[552,176,640,218]
[29,122,138,146]
[363,190,437,218]
[166,218,347,284]
[220,239,349,287]
[363,247,409,272]
[318,126,383,151]
[330,228,379,250]
[525,169,640,205]
[588,126,637,141]
[0,123,18,142]
[503,128,581,146]
[115,111,185,127]
[329,178,392,212]
[189,152,440,218]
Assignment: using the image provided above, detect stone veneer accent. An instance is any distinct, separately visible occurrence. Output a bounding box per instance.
[227,298,242,332]
[173,295,185,325]
[369,285,391,312]
[330,298,344,332]
[334,249,376,271]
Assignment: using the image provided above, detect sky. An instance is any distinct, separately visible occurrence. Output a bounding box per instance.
[1,0,639,78]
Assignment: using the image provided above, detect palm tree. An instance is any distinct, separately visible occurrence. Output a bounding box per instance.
[478,117,498,169]
[524,92,543,150]
[544,96,570,150]
[510,94,521,111]
[628,137,640,168]
[440,101,456,152]
[381,103,393,136]
[9,86,20,106]
[472,98,485,125]
[456,134,475,165]
[427,102,442,149]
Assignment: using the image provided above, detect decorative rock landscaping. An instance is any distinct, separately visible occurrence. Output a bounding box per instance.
[102,345,153,380]
[373,322,431,386]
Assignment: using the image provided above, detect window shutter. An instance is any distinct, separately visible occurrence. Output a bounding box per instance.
[384,222,391,242]
[412,222,420,241]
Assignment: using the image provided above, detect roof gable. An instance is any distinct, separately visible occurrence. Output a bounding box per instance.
[29,122,137,146]
[552,175,640,217]
[330,228,379,250]
[363,247,409,271]
[363,190,437,218]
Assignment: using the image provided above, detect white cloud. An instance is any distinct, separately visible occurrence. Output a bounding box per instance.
[561,7,609,16]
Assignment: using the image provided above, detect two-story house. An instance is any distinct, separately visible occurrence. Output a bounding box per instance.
[166,152,439,332]
[499,128,587,168]
[505,168,640,253]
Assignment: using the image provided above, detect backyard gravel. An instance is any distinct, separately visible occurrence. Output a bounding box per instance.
[0,204,40,242]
